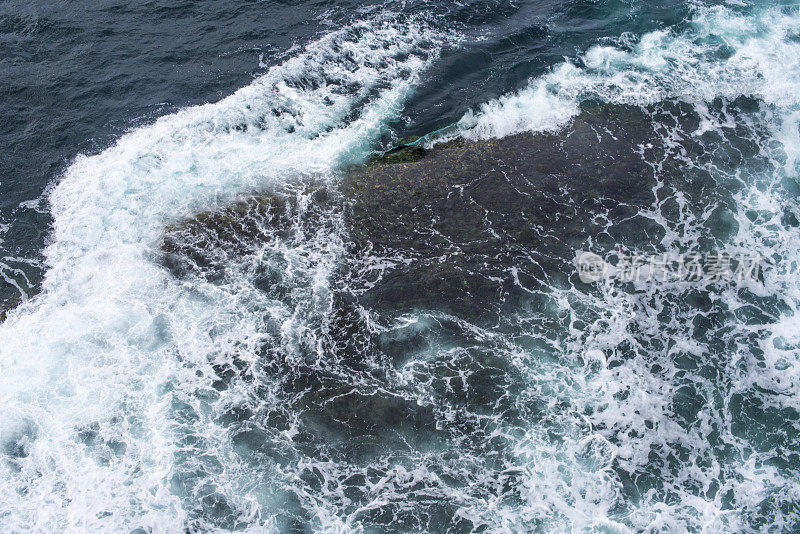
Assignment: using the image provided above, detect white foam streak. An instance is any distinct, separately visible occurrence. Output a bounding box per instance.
[457,4,800,140]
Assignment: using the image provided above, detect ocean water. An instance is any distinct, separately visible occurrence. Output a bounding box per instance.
[1,0,799,532]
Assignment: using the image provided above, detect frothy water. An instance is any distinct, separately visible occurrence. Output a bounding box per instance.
[0,14,451,531]
[456,3,800,140]
[2,2,800,532]
[444,2,800,531]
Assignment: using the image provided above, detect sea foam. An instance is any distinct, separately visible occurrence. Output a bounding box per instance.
[0,14,450,532]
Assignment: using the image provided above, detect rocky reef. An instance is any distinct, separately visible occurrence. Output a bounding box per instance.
[342,102,692,319]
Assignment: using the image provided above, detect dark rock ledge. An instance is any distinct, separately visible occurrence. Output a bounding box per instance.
[161,102,701,318]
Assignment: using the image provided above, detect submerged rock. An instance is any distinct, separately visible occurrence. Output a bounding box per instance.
[152,99,775,531]
[343,102,686,318]
[161,186,334,283]
[162,102,693,299]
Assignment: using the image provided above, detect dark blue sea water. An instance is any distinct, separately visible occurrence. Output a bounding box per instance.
[1,0,799,531]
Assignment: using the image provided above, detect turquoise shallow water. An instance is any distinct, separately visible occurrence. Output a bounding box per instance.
[1,1,800,531]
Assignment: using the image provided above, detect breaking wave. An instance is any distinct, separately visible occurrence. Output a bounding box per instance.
[0,14,451,532]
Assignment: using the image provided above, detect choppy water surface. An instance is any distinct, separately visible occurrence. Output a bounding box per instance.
[1,0,800,531]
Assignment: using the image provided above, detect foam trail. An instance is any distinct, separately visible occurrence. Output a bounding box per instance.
[0,15,449,531]
[455,4,800,140]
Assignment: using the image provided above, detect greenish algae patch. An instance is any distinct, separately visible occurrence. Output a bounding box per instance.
[370,145,427,165]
